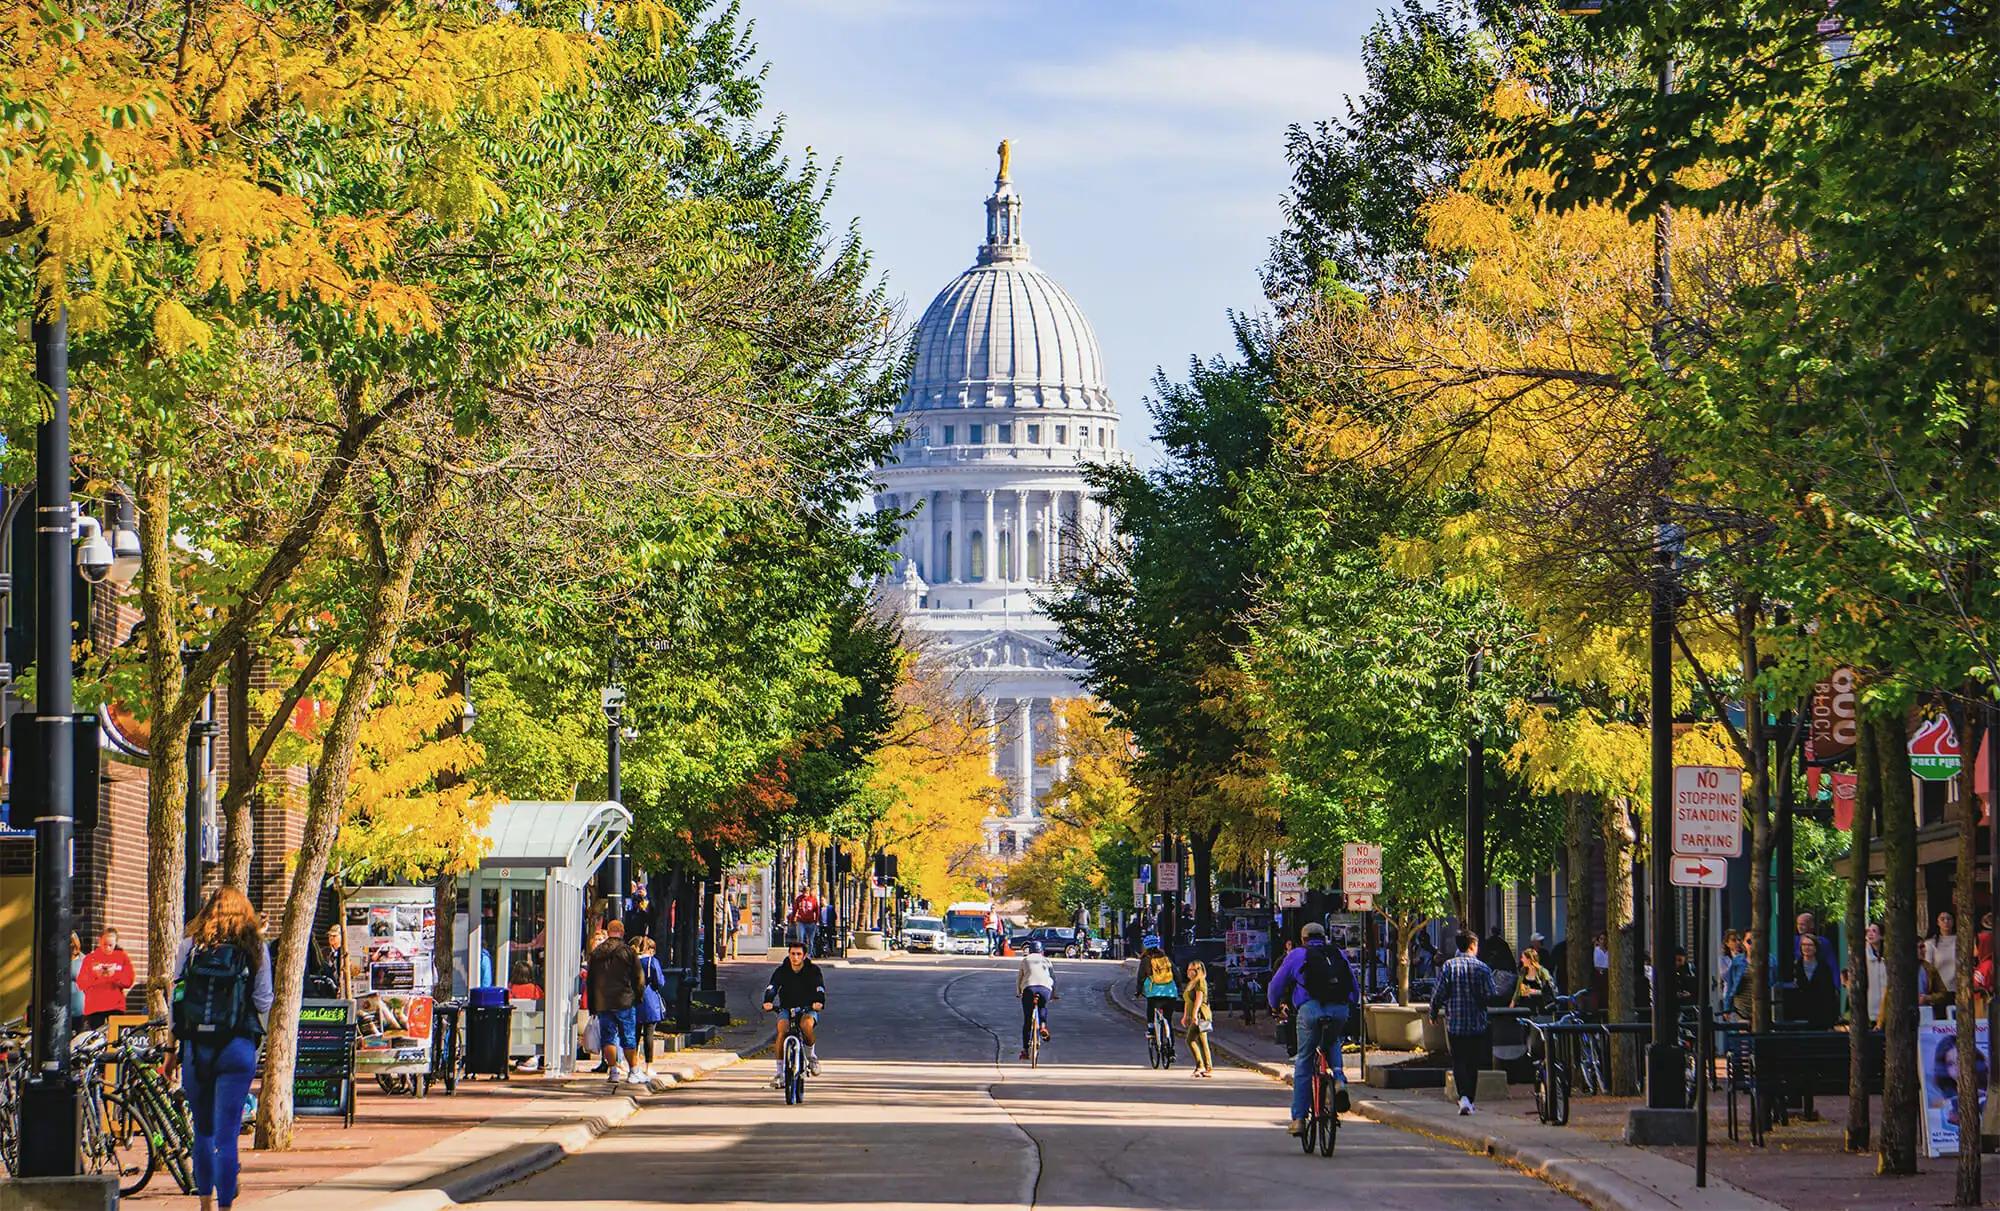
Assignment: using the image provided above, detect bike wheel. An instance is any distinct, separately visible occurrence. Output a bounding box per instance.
[1298,1111,1317,1154]
[1318,1074,1339,1155]
[100,1094,157,1196]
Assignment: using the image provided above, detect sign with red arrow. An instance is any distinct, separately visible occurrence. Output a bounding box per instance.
[1670,854,1727,889]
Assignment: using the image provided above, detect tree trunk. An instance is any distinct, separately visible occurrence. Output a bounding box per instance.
[137,460,191,1020]
[1191,824,1219,937]
[1955,715,1981,1203]
[1565,792,1593,998]
[1846,717,1876,1152]
[1876,714,1920,1175]
[222,639,256,891]
[1605,797,1638,1095]
[256,472,447,1151]
[433,871,458,1001]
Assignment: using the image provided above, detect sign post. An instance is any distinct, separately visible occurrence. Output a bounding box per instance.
[1672,766,1744,858]
[1341,843,1383,897]
[1275,859,1307,909]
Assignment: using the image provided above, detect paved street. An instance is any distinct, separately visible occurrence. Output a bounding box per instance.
[477,957,1572,1209]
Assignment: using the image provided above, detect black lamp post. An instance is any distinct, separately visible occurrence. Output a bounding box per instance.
[597,646,626,905]
[1466,647,1487,938]
[16,302,81,1177]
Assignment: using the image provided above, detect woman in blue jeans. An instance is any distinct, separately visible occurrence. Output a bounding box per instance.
[177,887,274,1211]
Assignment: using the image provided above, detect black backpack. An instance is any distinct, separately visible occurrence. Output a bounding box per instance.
[1302,945,1355,1006]
[173,944,260,1044]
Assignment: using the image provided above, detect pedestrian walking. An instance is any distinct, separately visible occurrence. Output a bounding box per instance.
[173,887,273,1211]
[1181,959,1214,1077]
[790,887,821,957]
[1431,931,1496,1116]
[78,928,136,1029]
[68,932,85,1024]
[1513,945,1556,1011]
[305,924,351,1000]
[634,935,667,1083]
[1786,932,1839,1028]
[1267,923,1357,1134]
[586,920,645,1086]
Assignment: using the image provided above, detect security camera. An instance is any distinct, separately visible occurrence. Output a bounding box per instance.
[74,515,113,584]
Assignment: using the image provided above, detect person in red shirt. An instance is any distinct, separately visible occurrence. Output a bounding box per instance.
[791,888,821,957]
[77,928,136,1029]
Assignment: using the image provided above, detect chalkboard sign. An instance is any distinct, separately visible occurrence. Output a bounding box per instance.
[295,998,356,1126]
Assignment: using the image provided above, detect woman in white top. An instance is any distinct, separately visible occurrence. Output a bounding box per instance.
[1927,909,1959,995]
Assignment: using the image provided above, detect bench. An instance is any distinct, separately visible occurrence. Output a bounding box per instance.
[1731,1030,1883,1145]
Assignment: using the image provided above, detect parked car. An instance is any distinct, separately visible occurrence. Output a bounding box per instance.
[1083,933,1111,959]
[1022,927,1088,958]
[901,915,946,953]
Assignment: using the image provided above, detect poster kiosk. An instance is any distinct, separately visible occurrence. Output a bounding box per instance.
[459,800,630,1077]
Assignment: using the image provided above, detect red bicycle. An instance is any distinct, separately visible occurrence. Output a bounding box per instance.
[1280,1005,1343,1156]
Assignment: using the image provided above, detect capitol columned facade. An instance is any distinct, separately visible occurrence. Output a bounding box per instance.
[875,143,1124,856]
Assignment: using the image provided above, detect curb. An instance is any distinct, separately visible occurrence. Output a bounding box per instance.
[254,1032,773,1211]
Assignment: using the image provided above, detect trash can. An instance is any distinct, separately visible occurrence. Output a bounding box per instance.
[465,1003,514,1079]
[657,966,691,1031]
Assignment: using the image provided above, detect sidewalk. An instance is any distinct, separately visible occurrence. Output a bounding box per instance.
[1106,967,1996,1211]
[127,957,785,1209]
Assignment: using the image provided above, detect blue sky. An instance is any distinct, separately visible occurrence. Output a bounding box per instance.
[739,0,1386,466]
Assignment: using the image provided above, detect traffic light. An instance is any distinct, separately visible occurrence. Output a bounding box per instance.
[873,852,899,881]
[5,713,102,832]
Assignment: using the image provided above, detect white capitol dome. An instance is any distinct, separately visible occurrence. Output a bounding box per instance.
[874,142,1122,857]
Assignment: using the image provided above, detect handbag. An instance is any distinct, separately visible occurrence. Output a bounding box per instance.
[581,1013,602,1054]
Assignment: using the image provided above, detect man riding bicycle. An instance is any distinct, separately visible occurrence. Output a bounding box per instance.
[1016,941,1056,1060]
[1268,922,1358,1135]
[763,937,827,1088]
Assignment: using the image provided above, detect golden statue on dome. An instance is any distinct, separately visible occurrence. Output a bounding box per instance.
[996,138,1012,184]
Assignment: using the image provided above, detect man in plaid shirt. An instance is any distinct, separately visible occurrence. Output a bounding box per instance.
[1430,930,1496,1115]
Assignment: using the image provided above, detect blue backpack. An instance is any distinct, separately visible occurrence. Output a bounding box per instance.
[173,945,261,1044]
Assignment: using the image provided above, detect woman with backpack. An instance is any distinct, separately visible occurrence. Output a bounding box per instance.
[175,887,272,1211]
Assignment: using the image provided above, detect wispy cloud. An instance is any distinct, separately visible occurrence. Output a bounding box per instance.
[1018,41,1365,123]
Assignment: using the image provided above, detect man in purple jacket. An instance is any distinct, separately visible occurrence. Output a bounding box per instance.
[1268,923,1359,1134]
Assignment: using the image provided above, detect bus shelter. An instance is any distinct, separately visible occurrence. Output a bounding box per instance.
[460,800,629,1075]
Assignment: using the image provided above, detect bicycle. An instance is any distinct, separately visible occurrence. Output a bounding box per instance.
[102,1023,195,1196]
[1146,1004,1176,1070]
[1300,1033,1342,1156]
[1027,996,1046,1069]
[778,1007,810,1105]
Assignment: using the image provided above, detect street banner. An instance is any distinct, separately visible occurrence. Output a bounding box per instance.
[1811,668,1859,761]
[1671,765,1743,857]
[1157,862,1179,893]
[1341,843,1383,895]
[1669,854,1726,889]
[1222,908,1272,984]
[1910,712,1963,782]
[1831,772,1858,832]
[1923,1015,1989,1157]
[343,887,437,1077]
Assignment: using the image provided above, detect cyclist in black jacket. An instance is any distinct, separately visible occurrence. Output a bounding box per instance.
[763,939,827,1087]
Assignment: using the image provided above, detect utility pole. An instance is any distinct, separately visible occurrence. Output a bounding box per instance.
[1466,647,1487,937]
[17,299,80,1177]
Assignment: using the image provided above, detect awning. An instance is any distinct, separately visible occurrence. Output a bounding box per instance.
[477,800,629,888]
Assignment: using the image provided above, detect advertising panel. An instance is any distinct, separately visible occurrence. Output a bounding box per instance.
[343,887,437,1077]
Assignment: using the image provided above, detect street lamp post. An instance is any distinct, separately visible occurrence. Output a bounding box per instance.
[16,302,81,1177]
[597,646,626,908]
[1466,647,1487,938]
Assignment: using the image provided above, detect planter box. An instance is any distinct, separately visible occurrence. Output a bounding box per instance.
[853,929,888,951]
[1365,1003,1446,1051]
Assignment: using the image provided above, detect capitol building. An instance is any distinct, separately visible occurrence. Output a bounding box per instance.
[876,143,1125,856]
